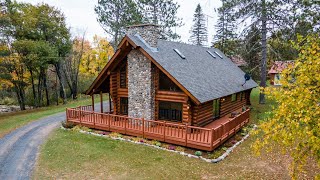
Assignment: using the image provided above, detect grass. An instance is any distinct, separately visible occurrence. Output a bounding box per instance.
[0,96,100,138]
[33,88,318,179]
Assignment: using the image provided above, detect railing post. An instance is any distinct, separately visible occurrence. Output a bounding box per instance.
[79,110,82,125]
[124,117,127,134]
[142,118,145,138]
[93,112,96,129]
[185,124,188,147]
[210,128,213,149]
[66,108,68,121]
[108,114,111,131]
[163,121,166,142]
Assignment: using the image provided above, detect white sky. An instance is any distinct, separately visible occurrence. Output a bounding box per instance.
[16,0,222,46]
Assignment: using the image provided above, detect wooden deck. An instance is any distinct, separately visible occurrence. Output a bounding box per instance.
[66,106,250,151]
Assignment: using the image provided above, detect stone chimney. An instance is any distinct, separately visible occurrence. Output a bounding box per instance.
[127,24,160,48]
[127,24,159,120]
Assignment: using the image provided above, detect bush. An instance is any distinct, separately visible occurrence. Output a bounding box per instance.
[109,132,122,138]
[168,145,176,150]
[61,121,75,129]
[72,125,90,132]
[208,149,224,159]
[175,146,185,152]
[195,151,202,156]
[0,97,15,105]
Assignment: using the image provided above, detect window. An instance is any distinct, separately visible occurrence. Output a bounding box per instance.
[159,71,181,92]
[231,94,237,102]
[120,65,127,88]
[120,97,128,115]
[274,74,281,85]
[158,101,182,122]
[213,99,220,118]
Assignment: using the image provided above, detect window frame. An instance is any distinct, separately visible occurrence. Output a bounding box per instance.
[119,97,128,115]
[158,101,182,122]
[119,65,127,88]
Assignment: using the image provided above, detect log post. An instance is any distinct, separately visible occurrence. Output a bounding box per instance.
[185,124,188,146]
[100,91,103,113]
[91,94,95,111]
[108,93,112,113]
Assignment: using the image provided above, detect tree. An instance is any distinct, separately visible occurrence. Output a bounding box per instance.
[213,0,237,55]
[63,33,88,99]
[95,0,142,48]
[0,1,71,108]
[188,4,207,46]
[231,0,320,104]
[79,35,114,76]
[253,34,320,179]
[138,0,183,40]
[241,25,261,80]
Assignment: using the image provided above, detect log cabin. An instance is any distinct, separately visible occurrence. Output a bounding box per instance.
[268,60,295,85]
[67,24,258,151]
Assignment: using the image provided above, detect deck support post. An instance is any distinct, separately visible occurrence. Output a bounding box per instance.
[210,129,213,149]
[185,124,188,146]
[108,93,112,113]
[91,94,95,111]
[100,91,103,113]
[142,118,145,138]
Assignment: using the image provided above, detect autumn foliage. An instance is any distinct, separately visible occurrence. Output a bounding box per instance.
[253,34,320,178]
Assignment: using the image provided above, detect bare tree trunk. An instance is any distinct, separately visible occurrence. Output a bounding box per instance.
[29,69,38,108]
[55,62,67,104]
[43,73,50,106]
[259,0,267,104]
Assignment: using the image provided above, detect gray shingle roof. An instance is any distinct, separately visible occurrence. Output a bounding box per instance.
[128,34,258,103]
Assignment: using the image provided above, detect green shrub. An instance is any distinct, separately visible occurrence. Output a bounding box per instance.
[109,132,121,138]
[222,147,228,151]
[0,97,15,105]
[175,146,185,152]
[194,151,202,156]
[155,142,162,147]
[71,125,90,132]
[61,121,75,129]
[208,149,224,159]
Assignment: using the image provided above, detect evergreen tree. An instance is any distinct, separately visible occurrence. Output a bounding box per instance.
[231,0,320,104]
[189,4,208,46]
[213,0,237,56]
[137,0,183,40]
[241,25,261,80]
[95,0,142,48]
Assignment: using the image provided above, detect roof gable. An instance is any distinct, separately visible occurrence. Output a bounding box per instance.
[128,35,258,103]
[86,35,258,104]
[268,60,295,74]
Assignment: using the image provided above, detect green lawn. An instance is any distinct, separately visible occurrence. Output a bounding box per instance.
[32,88,317,179]
[0,96,97,138]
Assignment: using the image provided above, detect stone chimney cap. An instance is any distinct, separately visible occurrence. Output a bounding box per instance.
[127,24,160,28]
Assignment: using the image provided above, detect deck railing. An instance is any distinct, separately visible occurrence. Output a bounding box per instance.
[66,107,250,151]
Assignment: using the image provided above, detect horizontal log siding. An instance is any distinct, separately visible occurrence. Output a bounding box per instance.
[110,72,118,114]
[220,92,247,117]
[192,101,214,126]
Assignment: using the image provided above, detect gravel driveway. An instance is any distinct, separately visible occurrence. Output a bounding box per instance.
[0,102,107,180]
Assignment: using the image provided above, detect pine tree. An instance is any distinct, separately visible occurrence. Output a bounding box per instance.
[137,0,183,40]
[231,0,320,104]
[95,0,142,48]
[213,0,237,56]
[189,4,208,46]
